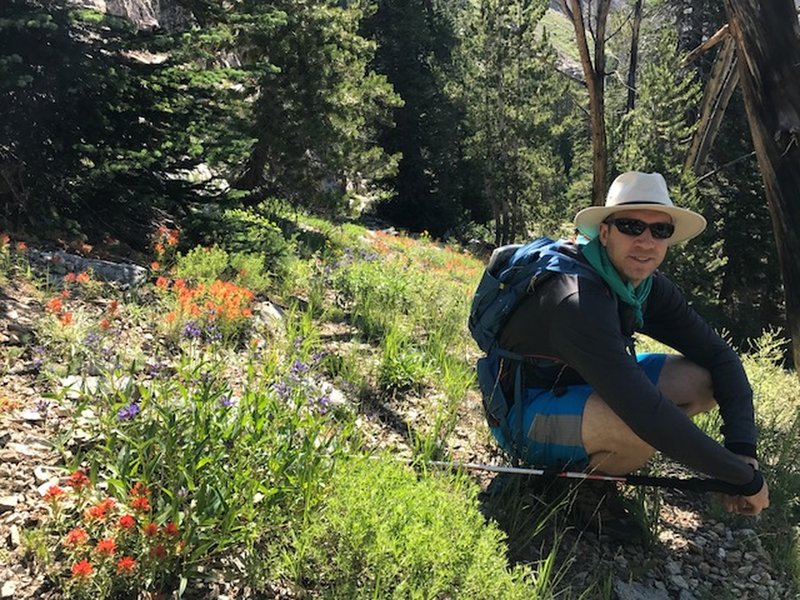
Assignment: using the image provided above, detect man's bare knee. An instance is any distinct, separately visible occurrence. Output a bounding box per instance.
[589,440,655,475]
[582,394,656,475]
[658,355,716,416]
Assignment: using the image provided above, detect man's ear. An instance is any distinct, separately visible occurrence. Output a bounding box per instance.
[599,223,610,246]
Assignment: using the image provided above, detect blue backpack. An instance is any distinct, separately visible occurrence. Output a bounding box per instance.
[467,237,600,460]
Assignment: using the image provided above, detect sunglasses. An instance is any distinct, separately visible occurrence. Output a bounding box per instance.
[604,218,675,240]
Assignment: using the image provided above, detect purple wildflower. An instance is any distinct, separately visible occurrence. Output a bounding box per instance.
[206,323,222,342]
[360,250,379,262]
[272,381,292,401]
[317,395,330,415]
[32,346,45,368]
[182,320,203,340]
[219,395,235,408]
[290,360,309,377]
[117,403,140,421]
[84,332,101,347]
[311,350,328,364]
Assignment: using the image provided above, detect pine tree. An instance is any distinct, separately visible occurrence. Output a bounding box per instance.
[0,0,252,245]
[451,0,576,244]
[232,1,401,215]
[364,0,485,236]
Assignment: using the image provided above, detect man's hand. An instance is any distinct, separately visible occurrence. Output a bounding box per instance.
[720,456,770,516]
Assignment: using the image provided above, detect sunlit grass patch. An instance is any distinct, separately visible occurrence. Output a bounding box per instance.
[367,229,484,286]
[291,456,538,599]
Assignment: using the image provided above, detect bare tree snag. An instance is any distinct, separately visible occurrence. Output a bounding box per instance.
[681,23,730,68]
[562,0,611,206]
[685,34,739,175]
[0,148,28,224]
[625,0,643,113]
[723,0,800,371]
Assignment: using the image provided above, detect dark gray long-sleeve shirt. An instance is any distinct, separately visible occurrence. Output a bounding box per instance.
[499,242,759,490]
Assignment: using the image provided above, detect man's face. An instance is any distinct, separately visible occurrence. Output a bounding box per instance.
[598,209,671,287]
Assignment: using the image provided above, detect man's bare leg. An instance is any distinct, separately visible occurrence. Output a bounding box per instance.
[581,356,716,475]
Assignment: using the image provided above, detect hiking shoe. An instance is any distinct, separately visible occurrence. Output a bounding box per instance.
[569,480,644,542]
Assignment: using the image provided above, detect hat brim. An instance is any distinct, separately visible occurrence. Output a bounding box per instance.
[574,204,707,245]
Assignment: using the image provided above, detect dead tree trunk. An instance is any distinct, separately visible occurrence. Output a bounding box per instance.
[0,149,28,227]
[563,0,611,206]
[625,0,643,113]
[723,0,800,371]
[685,31,739,175]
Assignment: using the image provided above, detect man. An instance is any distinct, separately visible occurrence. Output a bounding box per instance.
[493,171,769,536]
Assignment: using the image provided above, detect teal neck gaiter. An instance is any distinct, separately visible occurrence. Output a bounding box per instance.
[581,237,653,328]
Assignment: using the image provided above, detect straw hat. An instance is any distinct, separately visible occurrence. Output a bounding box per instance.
[574,172,707,245]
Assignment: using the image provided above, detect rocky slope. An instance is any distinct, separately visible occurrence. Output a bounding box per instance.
[0,256,794,599]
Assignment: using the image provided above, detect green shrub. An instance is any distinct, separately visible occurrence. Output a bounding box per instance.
[331,255,414,341]
[294,457,535,599]
[230,251,272,294]
[740,331,800,586]
[170,243,272,303]
[174,245,230,284]
[221,208,295,283]
[377,325,433,394]
[183,207,295,285]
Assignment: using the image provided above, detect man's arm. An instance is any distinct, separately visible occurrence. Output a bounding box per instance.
[550,279,760,492]
[642,273,757,457]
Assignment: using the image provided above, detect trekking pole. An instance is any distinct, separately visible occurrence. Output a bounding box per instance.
[425,460,745,495]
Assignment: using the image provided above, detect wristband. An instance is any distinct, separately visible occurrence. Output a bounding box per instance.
[725,442,757,460]
[737,468,764,497]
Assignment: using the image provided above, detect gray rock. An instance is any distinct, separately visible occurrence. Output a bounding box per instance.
[60,375,100,399]
[8,525,20,549]
[739,528,756,538]
[36,479,60,497]
[7,443,42,458]
[18,410,43,423]
[0,496,18,513]
[26,248,148,287]
[33,466,58,484]
[726,550,742,562]
[256,300,285,325]
[670,574,689,590]
[666,560,682,575]
[1,581,16,598]
[678,590,698,600]
[614,580,670,600]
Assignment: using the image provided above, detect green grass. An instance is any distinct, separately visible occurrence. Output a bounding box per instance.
[292,456,539,599]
